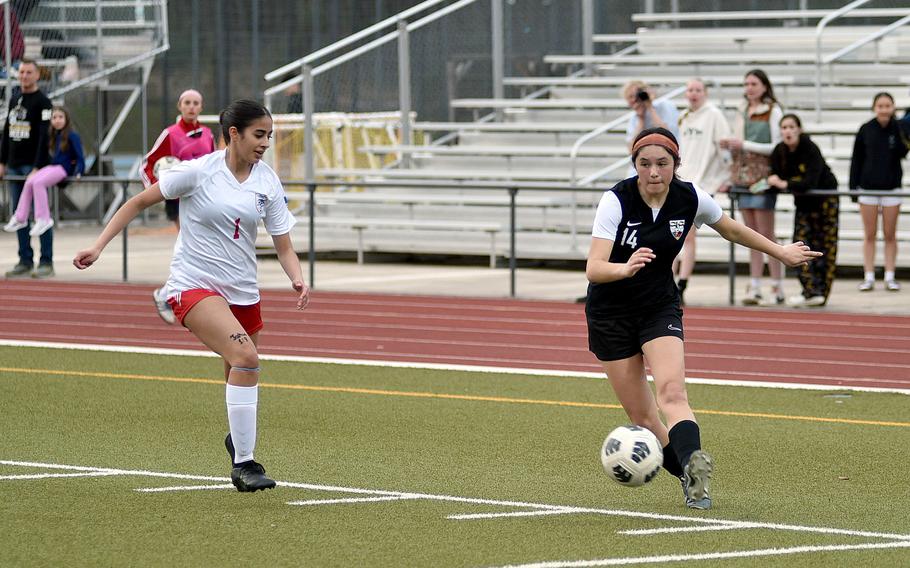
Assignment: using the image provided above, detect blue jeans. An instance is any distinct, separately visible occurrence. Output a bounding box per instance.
[8,164,53,266]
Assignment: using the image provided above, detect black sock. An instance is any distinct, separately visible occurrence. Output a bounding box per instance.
[668,420,701,469]
[662,444,684,477]
[677,278,688,292]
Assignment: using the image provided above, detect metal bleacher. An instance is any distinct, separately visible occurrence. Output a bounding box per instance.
[1,0,168,220]
[267,3,910,271]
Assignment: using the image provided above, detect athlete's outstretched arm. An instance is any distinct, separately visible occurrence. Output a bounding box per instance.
[709,213,822,267]
[272,232,309,310]
[585,237,655,283]
[73,185,165,269]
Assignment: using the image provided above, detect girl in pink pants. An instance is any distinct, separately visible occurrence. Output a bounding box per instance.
[4,106,84,237]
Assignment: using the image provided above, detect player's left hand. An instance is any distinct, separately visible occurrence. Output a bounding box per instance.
[779,241,823,267]
[292,280,310,310]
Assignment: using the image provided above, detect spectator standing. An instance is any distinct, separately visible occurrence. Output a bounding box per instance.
[767,113,839,307]
[720,69,784,305]
[141,89,217,323]
[674,78,731,303]
[623,80,679,177]
[849,92,907,292]
[1,59,54,278]
[3,106,84,237]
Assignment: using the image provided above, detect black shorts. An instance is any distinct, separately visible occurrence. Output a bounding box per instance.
[164,198,179,222]
[586,303,684,361]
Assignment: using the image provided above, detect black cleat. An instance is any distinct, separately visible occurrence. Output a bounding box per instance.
[225,432,235,464]
[231,460,276,492]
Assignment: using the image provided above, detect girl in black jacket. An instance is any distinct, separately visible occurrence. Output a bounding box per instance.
[768,114,839,306]
[849,92,908,292]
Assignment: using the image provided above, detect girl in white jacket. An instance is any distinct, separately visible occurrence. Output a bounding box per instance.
[675,79,732,304]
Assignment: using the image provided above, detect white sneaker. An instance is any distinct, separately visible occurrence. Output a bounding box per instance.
[3,217,27,232]
[858,280,874,292]
[885,280,901,292]
[152,287,176,325]
[28,218,54,236]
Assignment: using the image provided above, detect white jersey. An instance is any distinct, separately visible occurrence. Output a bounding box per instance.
[159,150,296,305]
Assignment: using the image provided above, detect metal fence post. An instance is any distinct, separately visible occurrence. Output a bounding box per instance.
[728,194,737,306]
[491,0,504,121]
[302,63,315,182]
[397,19,412,168]
[308,182,316,288]
[302,63,316,287]
[509,186,517,298]
[581,0,594,76]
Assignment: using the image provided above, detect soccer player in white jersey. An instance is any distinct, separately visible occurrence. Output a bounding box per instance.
[74,99,309,492]
[584,127,820,509]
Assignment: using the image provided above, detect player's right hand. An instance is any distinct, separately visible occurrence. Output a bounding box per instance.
[625,247,655,278]
[73,248,101,270]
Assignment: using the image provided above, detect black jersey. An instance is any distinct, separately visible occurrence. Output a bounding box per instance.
[586,177,719,317]
[0,87,52,168]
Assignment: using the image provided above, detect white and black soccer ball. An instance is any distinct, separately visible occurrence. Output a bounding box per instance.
[600,425,663,487]
[153,155,181,178]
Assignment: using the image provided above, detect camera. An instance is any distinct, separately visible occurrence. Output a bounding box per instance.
[636,89,650,102]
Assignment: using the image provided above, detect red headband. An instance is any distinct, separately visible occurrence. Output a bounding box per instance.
[631,133,679,158]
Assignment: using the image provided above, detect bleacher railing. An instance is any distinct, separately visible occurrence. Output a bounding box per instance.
[5,175,908,302]
[814,1,910,121]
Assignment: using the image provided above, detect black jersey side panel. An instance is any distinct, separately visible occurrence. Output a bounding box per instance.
[586,177,698,317]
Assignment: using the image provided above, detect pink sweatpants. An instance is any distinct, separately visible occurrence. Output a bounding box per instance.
[14,165,68,222]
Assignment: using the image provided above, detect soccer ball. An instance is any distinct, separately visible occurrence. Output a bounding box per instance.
[600,425,663,487]
[153,155,181,178]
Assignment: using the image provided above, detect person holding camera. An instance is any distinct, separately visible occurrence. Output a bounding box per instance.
[623,80,680,156]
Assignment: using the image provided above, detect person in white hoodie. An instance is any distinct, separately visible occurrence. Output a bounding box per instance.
[674,79,731,304]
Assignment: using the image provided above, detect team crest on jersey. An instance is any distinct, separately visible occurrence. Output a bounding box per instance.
[669,219,685,240]
[255,193,268,218]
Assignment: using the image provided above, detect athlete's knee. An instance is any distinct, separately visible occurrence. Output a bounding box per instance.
[656,381,689,410]
[226,335,259,369]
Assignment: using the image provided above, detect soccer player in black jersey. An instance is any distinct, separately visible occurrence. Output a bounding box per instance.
[585,127,821,509]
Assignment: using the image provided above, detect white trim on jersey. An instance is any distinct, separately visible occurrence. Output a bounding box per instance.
[693,184,724,227]
[591,181,723,241]
[159,150,296,305]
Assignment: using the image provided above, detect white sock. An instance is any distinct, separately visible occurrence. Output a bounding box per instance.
[226,384,258,465]
[750,278,761,290]
[885,271,895,282]
[864,271,875,283]
[155,286,167,302]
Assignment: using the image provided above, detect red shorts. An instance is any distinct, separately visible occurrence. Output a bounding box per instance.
[167,289,263,335]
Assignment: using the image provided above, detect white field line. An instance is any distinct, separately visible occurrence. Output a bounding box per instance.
[135,484,235,492]
[617,523,758,535]
[0,471,122,480]
[3,459,910,543]
[489,540,910,568]
[22,314,908,373]
[6,334,908,390]
[2,339,909,395]
[448,509,577,520]
[288,495,416,506]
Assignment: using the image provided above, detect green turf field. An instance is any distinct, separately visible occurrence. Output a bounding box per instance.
[2,345,909,567]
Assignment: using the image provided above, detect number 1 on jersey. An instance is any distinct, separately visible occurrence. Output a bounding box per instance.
[620,227,638,248]
[233,218,241,240]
